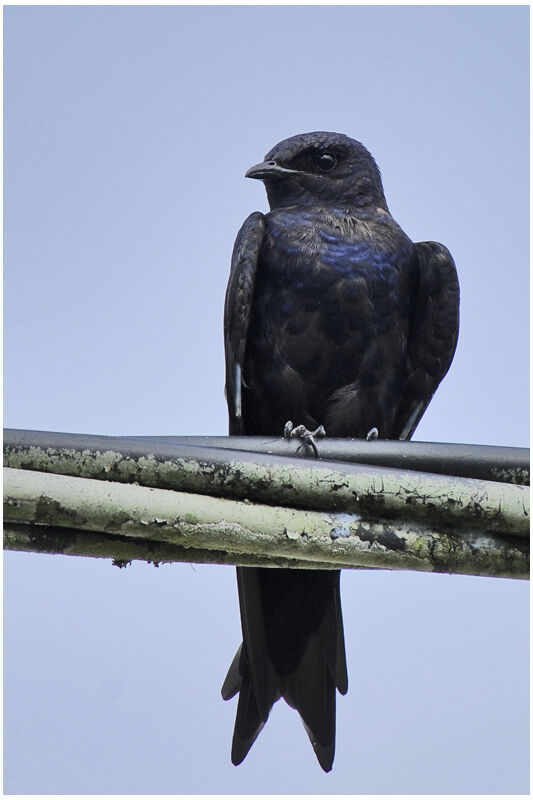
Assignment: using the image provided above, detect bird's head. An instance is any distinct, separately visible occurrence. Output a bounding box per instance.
[246,131,388,211]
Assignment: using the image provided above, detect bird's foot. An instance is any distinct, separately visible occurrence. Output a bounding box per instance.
[284,420,326,459]
[366,427,379,441]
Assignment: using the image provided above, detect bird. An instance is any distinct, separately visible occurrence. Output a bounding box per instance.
[222,131,460,772]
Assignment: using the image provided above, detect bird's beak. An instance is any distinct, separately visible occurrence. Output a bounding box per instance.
[245,160,297,180]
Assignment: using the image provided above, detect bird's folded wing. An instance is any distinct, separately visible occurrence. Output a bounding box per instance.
[397,241,460,440]
[224,211,265,435]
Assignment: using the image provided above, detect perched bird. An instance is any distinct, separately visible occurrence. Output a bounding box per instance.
[222,131,460,771]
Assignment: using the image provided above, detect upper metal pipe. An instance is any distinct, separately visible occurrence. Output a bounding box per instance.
[4,428,529,486]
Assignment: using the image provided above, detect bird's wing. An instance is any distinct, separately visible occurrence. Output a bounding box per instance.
[395,241,460,440]
[224,211,266,435]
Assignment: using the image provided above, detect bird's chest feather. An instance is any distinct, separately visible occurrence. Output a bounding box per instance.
[250,208,415,359]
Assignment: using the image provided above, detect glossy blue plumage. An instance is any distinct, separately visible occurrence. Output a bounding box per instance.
[223,132,460,772]
[244,204,418,438]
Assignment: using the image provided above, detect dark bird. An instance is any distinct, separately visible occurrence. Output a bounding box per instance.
[222,131,460,771]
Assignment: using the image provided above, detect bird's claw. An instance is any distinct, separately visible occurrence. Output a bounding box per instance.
[366,427,379,441]
[284,420,326,458]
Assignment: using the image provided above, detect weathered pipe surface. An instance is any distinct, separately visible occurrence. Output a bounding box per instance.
[3,468,529,578]
[3,429,530,537]
[129,434,530,486]
[5,428,529,484]
[3,522,341,570]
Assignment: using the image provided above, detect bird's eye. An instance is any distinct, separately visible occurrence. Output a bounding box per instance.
[316,153,337,172]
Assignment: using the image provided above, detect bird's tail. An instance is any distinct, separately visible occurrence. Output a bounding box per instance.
[221,641,278,765]
[221,567,348,771]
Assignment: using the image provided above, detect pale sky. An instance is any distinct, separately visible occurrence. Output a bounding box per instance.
[4,5,529,794]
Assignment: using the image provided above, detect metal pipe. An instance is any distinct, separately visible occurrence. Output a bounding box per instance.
[4,428,529,484]
[3,428,529,538]
[128,434,530,486]
[4,467,529,579]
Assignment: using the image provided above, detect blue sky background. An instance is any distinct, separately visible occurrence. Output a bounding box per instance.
[4,5,529,794]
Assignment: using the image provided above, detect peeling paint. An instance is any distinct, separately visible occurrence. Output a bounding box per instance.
[3,466,529,580]
[3,441,529,539]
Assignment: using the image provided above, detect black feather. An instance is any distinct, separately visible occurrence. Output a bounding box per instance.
[222,131,459,771]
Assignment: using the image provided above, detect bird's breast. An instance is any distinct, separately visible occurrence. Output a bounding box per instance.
[243,207,416,434]
[260,207,414,318]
